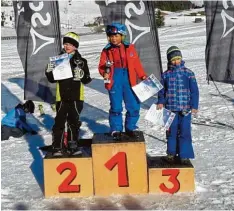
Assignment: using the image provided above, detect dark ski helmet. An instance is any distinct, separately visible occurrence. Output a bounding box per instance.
[106,23,127,36]
[23,100,35,113]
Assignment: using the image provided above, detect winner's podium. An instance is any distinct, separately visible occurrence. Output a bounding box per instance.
[92,132,148,196]
[43,132,195,198]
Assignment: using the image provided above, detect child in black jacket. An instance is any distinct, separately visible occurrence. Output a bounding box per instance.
[45,32,92,155]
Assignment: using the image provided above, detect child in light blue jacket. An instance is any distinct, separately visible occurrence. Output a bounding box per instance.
[1,100,37,140]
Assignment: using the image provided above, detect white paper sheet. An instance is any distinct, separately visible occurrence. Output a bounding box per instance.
[50,53,73,80]
[132,74,163,102]
[145,104,176,130]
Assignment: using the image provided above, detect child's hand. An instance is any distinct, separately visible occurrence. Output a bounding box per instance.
[141,76,147,80]
[192,109,198,114]
[31,130,38,135]
[46,63,55,72]
[103,73,110,79]
[157,104,164,110]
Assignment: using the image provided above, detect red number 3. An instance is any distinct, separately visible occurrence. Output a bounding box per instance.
[56,162,80,193]
[105,152,129,187]
[159,169,180,194]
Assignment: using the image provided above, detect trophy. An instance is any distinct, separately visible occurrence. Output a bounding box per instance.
[73,59,84,81]
[104,60,113,84]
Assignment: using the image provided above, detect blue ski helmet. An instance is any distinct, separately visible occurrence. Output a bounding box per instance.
[106,23,127,36]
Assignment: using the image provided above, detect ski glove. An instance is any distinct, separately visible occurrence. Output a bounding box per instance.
[31,130,38,135]
[46,63,55,72]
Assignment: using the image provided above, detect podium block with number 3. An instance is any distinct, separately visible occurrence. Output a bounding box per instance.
[148,156,195,194]
[44,156,93,198]
[92,132,148,196]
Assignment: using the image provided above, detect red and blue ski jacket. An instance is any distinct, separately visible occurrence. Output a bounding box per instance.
[98,42,147,90]
[158,61,199,111]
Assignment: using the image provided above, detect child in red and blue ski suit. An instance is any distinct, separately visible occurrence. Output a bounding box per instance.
[157,46,199,164]
[98,23,147,139]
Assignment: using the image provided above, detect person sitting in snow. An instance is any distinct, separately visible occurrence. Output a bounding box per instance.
[1,100,37,141]
[98,23,147,140]
[45,32,92,155]
[157,46,199,165]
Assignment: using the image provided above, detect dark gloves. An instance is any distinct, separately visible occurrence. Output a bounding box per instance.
[81,76,92,84]
[31,130,38,135]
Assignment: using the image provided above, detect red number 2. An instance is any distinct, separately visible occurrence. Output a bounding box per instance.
[105,152,129,187]
[159,169,180,194]
[56,162,80,193]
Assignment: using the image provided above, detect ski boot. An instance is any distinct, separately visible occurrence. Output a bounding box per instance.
[51,104,56,112]
[38,103,45,116]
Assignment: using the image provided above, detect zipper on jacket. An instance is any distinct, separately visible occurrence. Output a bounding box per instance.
[118,47,123,68]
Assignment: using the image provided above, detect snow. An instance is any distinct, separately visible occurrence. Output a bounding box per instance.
[1,7,234,211]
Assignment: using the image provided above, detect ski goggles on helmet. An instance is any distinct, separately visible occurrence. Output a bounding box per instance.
[106,25,127,36]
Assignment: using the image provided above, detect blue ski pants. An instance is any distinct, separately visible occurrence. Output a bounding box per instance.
[108,68,140,132]
[166,112,195,159]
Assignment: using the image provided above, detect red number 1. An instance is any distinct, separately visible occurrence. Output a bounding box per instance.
[159,169,180,194]
[105,152,129,187]
[56,162,80,193]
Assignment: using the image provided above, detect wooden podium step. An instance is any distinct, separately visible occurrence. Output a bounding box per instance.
[43,139,93,198]
[92,132,148,196]
[148,156,195,194]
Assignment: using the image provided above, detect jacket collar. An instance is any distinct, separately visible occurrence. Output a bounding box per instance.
[104,41,130,50]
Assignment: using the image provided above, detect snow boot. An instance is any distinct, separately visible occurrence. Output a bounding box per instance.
[111,131,122,141]
[161,154,176,164]
[180,158,190,165]
[126,130,140,139]
[68,140,82,155]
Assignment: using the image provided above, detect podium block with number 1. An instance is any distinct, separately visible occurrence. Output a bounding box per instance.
[92,132,148,196]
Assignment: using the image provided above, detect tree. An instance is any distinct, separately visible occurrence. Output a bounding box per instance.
[155,9,165,28]
[154,1,194,12]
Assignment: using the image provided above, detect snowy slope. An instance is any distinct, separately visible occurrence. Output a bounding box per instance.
[1,22,234,210]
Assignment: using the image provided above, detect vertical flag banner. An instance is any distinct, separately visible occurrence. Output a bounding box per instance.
[205,0,234,84]
[13,1,62,103]
[96,0,163,80]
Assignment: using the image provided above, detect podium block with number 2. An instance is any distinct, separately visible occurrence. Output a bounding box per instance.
[92,133,148,196]
[44,157,93,197]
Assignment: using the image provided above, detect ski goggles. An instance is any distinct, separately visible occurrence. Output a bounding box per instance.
[106,25,126,36]
[106,25,119,35]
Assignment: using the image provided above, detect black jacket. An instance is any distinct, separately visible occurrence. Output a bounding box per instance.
[45,50,92,101]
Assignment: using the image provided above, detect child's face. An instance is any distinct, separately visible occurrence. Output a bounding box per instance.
[109,34,122,45]
[171,58,182,65]
[63,43,77,54]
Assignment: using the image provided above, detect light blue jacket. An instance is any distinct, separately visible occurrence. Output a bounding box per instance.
[1,106,33,132]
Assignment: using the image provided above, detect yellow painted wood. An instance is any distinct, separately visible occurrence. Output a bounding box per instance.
[149,167,195,193]
[92,142,148,196]
[44,157,93,197]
